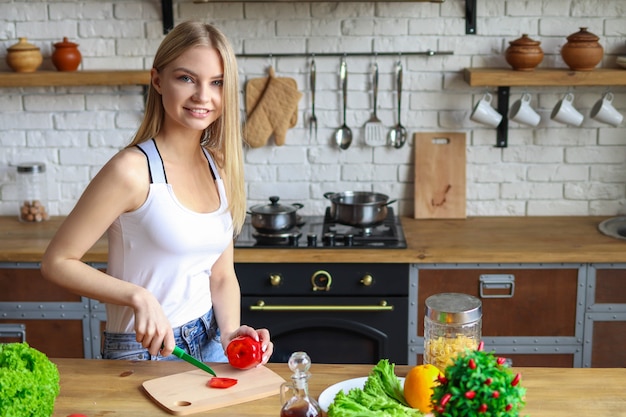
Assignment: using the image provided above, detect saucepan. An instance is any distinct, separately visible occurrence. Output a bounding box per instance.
[324,191,397,228]
[248,196,303,233]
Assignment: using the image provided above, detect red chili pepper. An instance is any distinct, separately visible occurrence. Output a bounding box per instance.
[438,374,448,384]
[496,357,507,365]
[477,341,484,351]
[511,373,522,386]
[465,390,476,399]
[468,358,477,369]
[207,377,238,389]
[440,393,452,407]
[492,391,500,398]
[506,404,513,411]
[484,377,492,385]
[478,403,488,413]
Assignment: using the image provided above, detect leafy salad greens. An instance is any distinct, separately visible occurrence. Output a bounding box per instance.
[327,359,423,417]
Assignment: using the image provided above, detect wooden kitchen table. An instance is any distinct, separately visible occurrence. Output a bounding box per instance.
[50,359,626,417]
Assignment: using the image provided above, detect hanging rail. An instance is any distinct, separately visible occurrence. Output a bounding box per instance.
[236,50,453,58]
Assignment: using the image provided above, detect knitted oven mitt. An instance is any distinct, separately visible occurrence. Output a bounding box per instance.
[243,67,302,147]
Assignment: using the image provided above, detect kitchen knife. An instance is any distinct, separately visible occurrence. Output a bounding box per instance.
[171,346,217,376]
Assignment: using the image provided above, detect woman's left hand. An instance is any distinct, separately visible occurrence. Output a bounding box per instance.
[225,325,273,365]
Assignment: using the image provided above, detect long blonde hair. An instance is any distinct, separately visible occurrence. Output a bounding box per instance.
[128,21,246,234]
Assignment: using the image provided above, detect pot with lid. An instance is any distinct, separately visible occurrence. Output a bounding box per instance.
[248,196,303,233]
[324,191,397,228]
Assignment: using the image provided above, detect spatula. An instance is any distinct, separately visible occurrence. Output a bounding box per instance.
[171,345,217,376]
[364,62,386,147]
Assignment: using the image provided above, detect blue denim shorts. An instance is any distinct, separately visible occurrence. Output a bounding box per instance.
[102,309,228,362]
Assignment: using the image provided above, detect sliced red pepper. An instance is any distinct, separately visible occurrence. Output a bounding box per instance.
[207,377,238,389]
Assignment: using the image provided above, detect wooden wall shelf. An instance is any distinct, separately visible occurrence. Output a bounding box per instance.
[0,70,150,88]
[464,68,626,87]
[464,68,626,148]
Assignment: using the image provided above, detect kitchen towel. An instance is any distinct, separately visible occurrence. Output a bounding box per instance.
[243,66,302,148]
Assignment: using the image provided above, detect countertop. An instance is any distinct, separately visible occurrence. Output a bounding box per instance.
[2,215,626,264]
[48,359,626,417]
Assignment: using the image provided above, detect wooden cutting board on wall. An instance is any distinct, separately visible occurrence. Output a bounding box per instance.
[414,132,466,219]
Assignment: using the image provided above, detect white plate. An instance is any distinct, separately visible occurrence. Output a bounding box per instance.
[318,376,405,412]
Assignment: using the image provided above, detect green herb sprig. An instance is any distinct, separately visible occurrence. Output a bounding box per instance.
[431,344,526,417]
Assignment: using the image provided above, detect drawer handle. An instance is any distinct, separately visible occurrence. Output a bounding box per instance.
[249,300,394,312]
[479,274,515,298]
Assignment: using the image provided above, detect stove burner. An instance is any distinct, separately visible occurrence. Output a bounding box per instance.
[235,207,407,249]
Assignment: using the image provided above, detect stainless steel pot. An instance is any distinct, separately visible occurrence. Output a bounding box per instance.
[248,196,304,233]
[324,191,397,227]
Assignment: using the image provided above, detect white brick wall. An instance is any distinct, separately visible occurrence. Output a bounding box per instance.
[1,0,625,218]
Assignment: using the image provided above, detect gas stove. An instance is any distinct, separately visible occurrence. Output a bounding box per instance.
[234,208,407,249]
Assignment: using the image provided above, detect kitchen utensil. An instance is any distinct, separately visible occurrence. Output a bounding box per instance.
[324,191,397,227]
[414,132,466,219]
[364,62,386,147]
[388,61,407,148]
[309,58,317,141]
[142,363,285,415]
[334,58,352,150]
[509,93,541,127]
[247,196,304,233]
[171,346,216,376]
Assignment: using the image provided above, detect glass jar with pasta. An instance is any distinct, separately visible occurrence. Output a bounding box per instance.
[423,293,482,372]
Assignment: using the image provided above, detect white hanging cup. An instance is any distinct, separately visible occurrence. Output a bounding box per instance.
[551,92,584,126]
[509,93,541,127]
[470,92,503,127]
[590,92,623,127]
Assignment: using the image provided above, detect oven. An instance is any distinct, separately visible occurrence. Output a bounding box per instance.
[236,263,409,365]
[234,206,409,364]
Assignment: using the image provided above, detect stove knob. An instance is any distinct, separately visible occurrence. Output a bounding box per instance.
[323,232,335,247]
[288,234,298,247]
[343,234,354,246]
[269,274,282,286]
[307,233,317,247]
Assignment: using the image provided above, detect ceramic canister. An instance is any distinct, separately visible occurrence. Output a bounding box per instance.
[52,37,82,71]
[6,37,43,73]
[561,27,603,71]
[505,34,544,71]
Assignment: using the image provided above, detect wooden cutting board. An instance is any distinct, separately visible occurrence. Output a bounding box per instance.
[142,363,286,415]
[414,132,466,219]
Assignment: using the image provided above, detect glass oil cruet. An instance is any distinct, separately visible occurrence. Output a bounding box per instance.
[280,351,322,417]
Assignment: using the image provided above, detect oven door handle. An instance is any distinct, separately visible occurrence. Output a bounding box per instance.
[249,300,394,311]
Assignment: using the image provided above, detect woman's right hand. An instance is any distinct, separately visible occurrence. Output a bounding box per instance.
[132,288,175,356]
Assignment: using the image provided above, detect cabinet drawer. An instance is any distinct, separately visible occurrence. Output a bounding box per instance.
[417,268,579,337]
[0,319,84,358]
[0,268,81,302]
[593,269,626,304]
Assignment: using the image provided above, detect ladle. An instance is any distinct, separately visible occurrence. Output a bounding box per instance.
[335,58,352,150]
[388,61,407,149]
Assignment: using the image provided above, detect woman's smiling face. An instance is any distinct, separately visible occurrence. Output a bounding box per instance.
[152,45,224,134]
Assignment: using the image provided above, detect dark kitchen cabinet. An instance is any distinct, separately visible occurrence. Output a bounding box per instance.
[408,263,586,368]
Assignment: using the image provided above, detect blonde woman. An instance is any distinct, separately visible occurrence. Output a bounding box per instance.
[42,21,273,364]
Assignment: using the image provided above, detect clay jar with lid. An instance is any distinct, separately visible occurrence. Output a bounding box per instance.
[505,34,544,71]
[52,37,82,71]
[6,37,43,73]
[561,27,604,71]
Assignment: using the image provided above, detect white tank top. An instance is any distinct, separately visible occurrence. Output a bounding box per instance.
[105,139,234,333]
